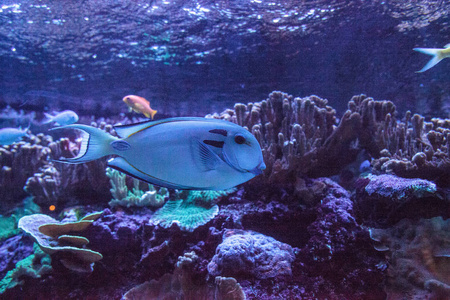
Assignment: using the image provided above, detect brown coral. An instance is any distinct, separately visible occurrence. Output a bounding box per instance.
[0,133,54,212]
[207,92,396,193]
[370,111,450,186]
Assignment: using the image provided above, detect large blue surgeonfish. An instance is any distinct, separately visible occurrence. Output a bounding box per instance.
[52,117,266,190]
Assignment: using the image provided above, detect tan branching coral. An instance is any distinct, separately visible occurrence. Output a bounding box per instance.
[0,133,53,210]
[207,92,397,186]
[370,111,450,186]
[209,91,450,188]
[18,211,103,273]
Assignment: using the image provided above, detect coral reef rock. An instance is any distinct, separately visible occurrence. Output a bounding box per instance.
[370,217,450,299]
[355,174,448,226]
[208,230,295,279]
[122,251,245,300]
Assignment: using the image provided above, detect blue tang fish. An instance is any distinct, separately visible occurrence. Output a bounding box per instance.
[43,110,79,126]
[0,126,29,145]
[52,117,266,190]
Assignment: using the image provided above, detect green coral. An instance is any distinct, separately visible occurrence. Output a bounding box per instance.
[0,243,52,294]
[150,189,235,232]
[106,168,168,208]
[0,197,40,241]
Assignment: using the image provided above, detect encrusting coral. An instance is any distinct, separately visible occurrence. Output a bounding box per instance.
[0,197,40,241]
[150,189,234,232]
[18,211,103,273]
[0,243,52,294]
[369,217,450,299]
[354,174,448,226]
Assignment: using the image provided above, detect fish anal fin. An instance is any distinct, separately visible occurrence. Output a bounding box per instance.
[107,157,193,190]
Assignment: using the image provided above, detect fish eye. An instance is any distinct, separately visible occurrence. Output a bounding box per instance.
[234,134,246,145]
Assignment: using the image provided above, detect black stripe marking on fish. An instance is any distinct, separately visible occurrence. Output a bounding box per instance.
[209,129,228,136]
[203,140,224,148]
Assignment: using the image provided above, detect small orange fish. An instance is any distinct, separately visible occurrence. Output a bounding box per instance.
[123,95,157,119]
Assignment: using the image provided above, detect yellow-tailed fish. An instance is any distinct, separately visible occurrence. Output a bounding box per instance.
[123,95,157,119]
[51,117,265,190]
[413,44,450,72]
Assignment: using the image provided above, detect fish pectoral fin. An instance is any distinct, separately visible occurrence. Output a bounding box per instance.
[193,139,221,171]
[107,157,192,190]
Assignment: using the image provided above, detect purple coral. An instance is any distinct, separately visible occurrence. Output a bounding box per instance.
[355,174,448,226]
[207,230,294,279]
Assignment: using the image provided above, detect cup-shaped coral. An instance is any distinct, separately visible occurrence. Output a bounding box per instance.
[18,211,103,273]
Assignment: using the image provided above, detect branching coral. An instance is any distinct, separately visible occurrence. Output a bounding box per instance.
[370,111,450,186]
[369,217,450,299]
[106,167,168,208]
[0,133,54,211]
[18,211,103,273]
[207,92,397,191]
[150,189,234,232]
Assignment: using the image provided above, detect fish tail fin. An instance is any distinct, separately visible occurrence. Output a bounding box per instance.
[413,48,443,72]
[50,124,118,164]
[144,109,157,119]
[23,122,31,137]
[43,112,54,124]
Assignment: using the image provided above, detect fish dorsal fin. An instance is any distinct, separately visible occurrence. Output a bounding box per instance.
[113,119,157,138]
[445,43,450,49]
[193,139,222,171]
[113,117,223,138]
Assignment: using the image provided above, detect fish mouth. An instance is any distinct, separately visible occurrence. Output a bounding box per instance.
[249,161,266,175]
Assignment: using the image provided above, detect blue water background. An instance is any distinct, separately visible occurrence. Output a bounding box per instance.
[0,0,449,118]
